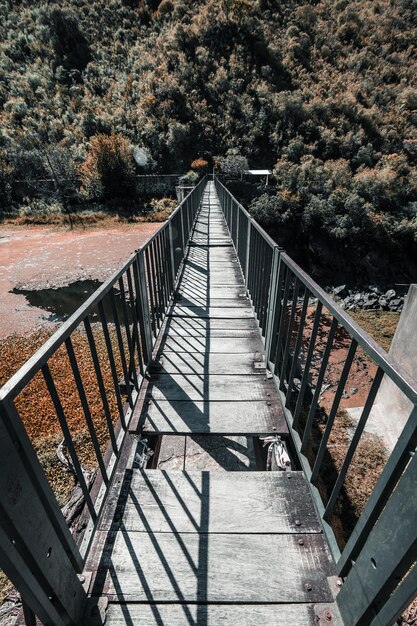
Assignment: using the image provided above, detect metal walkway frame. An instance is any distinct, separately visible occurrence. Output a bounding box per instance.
[0,176,415,625]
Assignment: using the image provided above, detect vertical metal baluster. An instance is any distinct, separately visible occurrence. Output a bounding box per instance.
[144,247,157,337]
[245,219,251,287]
[22,601,36,626]
[42,364,96,520]
[109,288,134,410]
[154,235,166,315]
[324,367,385,520]
[83,317,118,454]
[125,266,145,378]
[273,266,291,376]
[301,317,339,452]
[261,247,273,333]
[163,227,173,301]
[118,275,138,391]
[292,301,323,430]
[134,255,153,364]
[252,231,260,314]
[285,288,310,408]
[65,337,108,484]
[149,241,162,328]
[311,338,358,484]
[279,278,301,390]
[97,301,126,429]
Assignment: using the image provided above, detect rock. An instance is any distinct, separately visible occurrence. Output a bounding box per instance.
[385,289,396,301]
[378,297,388,309]
[350,387,358,395]
[333,285,349,298]
[342,390,349,399]
[389,298,402,310]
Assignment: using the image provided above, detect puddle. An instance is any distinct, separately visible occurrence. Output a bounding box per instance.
[12,280,133,324]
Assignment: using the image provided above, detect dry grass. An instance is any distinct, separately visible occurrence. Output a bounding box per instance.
[0,326,124,504]
[2,197,178,227]
[349,309,400,353]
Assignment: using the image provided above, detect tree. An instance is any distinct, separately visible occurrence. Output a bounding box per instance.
[217,153,249,179]
[80,134,136,201]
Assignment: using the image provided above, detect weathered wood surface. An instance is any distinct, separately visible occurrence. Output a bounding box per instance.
[134,398,286,435]
[88,531,334,603]
[166,317,258,331]
[176,286,247,300]
[159,335,263,353]
[156,434,256,471]
[151,352,265,374]
[173,297,250,308]
[170,306,252,318]
[83,180,338,624]
[139,374,276,401]
[101,470,320,533]
[97,603,336,626]
[165,327,259,338]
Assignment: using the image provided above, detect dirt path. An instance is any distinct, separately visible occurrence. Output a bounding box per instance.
[0,223,160,337]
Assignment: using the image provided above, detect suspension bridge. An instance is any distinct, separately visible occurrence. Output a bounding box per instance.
[0,177,416,626]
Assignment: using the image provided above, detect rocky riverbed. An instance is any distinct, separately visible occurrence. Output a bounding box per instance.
[331,284,407,312]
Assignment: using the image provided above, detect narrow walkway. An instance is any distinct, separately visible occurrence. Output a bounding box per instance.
[85,182,338,625]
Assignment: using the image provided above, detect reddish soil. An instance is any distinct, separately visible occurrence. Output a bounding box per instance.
[0,223,160,337]
[299,307,377,412]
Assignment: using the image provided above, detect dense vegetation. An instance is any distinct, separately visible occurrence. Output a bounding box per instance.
[0,0,416,280]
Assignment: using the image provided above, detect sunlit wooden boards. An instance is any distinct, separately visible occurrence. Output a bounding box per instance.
[100,470,322,534]
[132,399,286,435]
[138,374,276,402]
[88,531,334,603]
[100,603,337,626]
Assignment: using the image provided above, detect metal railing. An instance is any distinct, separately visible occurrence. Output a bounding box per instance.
[0,176,206,625]
[215,176,417,626]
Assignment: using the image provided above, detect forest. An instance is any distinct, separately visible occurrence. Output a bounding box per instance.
[0,0,416,281]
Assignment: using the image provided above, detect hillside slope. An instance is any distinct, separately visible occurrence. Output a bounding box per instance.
[0,0,416,279]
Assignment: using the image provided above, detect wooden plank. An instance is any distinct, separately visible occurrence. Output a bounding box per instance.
[177,286,248,299]
[133,398,286,435]
[88,531,334,602]
[139,374,276,401]
[165,327,259,338]
[156,435,257,471]
[152,352,265,374]
[159,335,263,353]
[101,470,318,533]
[99,602,338,626]
[173,297,250,308]
[166,318,258,331]
[170,307,252,318]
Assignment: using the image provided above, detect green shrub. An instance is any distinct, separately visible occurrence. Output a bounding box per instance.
[80,134,136,201]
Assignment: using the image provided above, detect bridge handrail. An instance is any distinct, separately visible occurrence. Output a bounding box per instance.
[0,175,207,625]
[214,174,417,626]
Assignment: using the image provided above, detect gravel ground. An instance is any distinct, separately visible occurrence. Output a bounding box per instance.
[0,222,159,337]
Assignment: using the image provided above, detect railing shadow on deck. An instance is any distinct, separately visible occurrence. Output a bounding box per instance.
[215,175,417,626]
[0,177,207,625]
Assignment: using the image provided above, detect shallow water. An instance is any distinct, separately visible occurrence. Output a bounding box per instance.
[12,280,132,324]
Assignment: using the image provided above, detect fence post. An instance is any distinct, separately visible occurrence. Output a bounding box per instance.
[244,219,252,287]
[0,399,86,626]
[264,245,282,364]
[135,251,154,363]
[336,448,417,626]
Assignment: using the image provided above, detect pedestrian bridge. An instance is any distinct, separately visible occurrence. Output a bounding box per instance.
[0,178,416,626]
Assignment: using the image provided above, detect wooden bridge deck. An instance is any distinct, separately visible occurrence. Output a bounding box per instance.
[84,182,339,625]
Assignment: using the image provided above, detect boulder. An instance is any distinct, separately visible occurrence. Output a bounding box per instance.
[333,284,349,298]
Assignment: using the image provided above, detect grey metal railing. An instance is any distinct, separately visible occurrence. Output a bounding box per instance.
[215,175,417,626]
[0,176,206,625]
